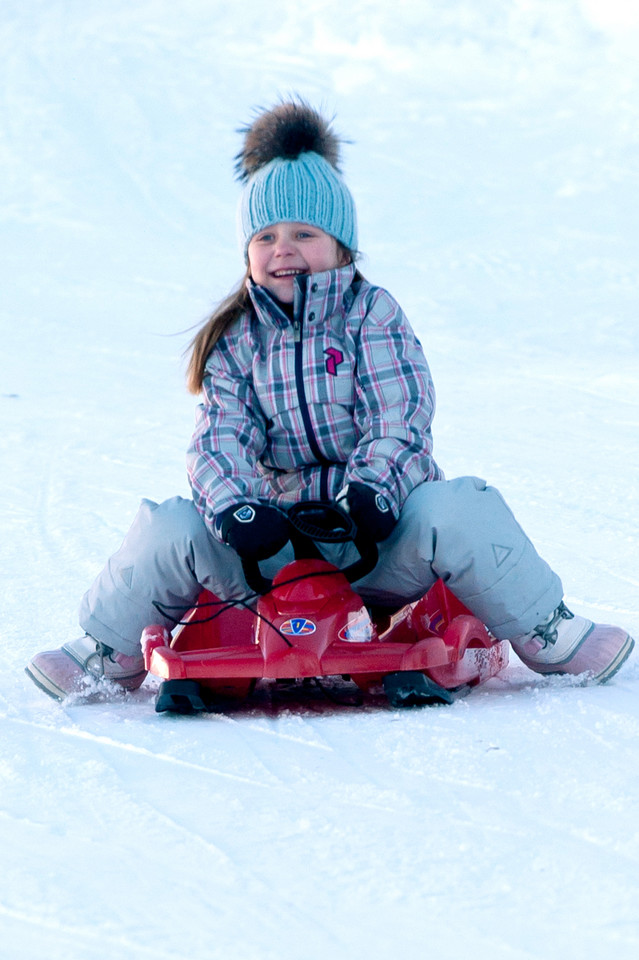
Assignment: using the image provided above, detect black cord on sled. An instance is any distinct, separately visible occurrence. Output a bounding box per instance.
[151,566,347,650]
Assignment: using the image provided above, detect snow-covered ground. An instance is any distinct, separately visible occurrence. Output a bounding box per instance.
[2,2,639,957]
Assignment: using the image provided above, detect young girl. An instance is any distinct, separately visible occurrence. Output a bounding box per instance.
[27,100,634,701]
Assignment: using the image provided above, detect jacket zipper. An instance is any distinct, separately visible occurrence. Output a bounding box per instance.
[292,317,331,476]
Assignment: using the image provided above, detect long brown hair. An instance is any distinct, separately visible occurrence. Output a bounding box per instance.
[185,268,251,395]
[185,242,358,395]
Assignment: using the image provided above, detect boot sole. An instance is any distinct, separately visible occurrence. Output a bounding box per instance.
[25,663,67,701]
[596,633,635,683]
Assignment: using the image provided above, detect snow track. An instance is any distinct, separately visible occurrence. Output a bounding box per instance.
[2,2,639,958]
[3,670,639,959]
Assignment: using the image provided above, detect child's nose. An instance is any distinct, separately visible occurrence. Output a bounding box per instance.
[274,237,296,255]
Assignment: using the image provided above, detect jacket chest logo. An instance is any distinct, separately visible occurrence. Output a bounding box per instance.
[324,347,344,377]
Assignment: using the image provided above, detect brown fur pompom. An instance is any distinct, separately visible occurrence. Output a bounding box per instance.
[234,100,342,182]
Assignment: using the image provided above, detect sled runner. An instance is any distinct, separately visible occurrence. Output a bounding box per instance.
[141,502,508,714]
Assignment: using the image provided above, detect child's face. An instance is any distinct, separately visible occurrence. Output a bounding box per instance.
[248,222,349,303]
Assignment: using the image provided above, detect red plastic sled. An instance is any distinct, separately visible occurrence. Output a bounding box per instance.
[142,503,508,713]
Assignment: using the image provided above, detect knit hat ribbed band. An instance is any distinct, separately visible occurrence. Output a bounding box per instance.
[238,150,358,260]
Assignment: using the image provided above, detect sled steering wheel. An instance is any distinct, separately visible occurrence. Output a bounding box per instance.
[241,500,379,595]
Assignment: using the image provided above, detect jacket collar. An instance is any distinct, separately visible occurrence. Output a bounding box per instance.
[246,263,357,328]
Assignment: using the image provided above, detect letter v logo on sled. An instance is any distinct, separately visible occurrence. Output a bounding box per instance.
[492,544,513,568]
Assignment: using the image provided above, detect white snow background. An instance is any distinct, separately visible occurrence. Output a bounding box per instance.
[1,1,639,958]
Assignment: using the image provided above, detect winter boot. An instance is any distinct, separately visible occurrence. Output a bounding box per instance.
[26,635,147,701]
[510,602,634,683]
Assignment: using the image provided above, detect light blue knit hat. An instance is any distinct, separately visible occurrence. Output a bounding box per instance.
[235,101,358,260]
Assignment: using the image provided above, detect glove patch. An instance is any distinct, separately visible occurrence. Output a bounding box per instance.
[233,504,256,523]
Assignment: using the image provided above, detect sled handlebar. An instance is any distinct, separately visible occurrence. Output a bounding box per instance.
[241,501,379,596]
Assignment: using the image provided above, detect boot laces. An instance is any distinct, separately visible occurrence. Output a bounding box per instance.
[86,642,114,679]
[532,601,574,648]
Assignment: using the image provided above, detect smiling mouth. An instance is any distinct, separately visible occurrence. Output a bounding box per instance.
[272,268,307,278]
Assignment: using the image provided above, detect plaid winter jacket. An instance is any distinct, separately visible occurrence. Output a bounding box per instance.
[187,263,443,539]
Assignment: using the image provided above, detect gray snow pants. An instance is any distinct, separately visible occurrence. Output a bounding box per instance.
[79,476,563,657]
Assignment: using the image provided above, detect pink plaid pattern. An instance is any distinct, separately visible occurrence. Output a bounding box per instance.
[187,264,443,537]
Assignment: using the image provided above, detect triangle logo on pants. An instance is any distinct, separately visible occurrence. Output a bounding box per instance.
[492,544,513,568]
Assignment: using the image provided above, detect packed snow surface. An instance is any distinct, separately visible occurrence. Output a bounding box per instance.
[1,2,639,958]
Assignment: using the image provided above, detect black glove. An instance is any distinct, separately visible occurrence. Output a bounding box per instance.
[216,503,291,561]
[337,482,397,542]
